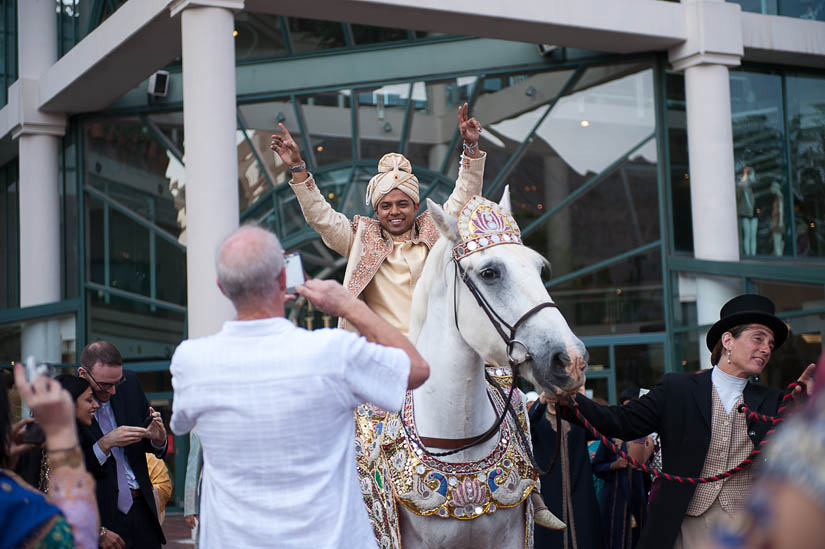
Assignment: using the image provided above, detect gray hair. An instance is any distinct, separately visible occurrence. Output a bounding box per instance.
[216,224,284,307]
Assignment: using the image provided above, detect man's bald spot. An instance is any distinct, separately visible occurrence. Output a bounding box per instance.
[216,225,284,305]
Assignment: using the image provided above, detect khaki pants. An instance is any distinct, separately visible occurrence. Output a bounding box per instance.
[674,499,732,549]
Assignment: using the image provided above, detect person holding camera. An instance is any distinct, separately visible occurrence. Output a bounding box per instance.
[169,224,429,548]
[15,375,100,492]
[1,364,99,548]
[77,341,167,549]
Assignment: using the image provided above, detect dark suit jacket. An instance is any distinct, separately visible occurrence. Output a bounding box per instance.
[78,370,167,545]
[529,401,603,549]
[565,369,782,549]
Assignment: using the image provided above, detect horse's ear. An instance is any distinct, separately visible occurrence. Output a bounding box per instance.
[499,185,512,215]
[427,199,460,243]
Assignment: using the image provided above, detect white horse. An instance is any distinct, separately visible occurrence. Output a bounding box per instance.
[388,191,588,549]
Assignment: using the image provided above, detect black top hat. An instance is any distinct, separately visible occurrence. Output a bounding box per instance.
[706,294,788,351]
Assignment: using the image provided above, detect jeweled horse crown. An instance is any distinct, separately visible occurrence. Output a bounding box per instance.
[452,196,522,260]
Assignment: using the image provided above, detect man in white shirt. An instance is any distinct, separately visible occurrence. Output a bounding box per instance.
[170,225,429,549]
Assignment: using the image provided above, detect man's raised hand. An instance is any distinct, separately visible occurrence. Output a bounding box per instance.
[458,102,483,150]
[270,123,304,167]
[294,279,356,319]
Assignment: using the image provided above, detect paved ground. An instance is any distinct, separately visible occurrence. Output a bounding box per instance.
[163,513,194,548]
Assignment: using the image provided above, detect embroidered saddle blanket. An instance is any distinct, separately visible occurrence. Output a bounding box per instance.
[354,366,537,549]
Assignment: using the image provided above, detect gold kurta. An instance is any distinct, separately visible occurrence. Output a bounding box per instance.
[361,230,428,337]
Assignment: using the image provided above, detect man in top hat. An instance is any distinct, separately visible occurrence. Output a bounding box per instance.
[554,294,816,549]
[270,103,485,336]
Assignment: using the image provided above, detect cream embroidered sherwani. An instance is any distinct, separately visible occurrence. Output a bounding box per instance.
[289,153,486,334]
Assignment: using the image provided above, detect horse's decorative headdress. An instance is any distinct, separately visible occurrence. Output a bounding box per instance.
[452,195,522,260]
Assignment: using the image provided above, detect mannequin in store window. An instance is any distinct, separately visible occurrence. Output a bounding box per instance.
[736,166,758,256]
[769,181,785,257]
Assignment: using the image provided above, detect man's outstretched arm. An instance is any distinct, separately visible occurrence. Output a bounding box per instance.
[296,279,430,389]
[272,124,355,256]
[442,103,487,217]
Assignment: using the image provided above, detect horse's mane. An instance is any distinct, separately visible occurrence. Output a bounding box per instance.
[409,235,453,344]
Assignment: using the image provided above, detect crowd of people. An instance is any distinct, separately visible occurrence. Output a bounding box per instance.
[0,102,822,549]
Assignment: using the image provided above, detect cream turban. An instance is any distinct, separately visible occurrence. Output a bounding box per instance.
[365,153,419,209]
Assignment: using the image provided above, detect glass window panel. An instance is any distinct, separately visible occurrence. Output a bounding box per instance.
[298,91,353,166]
[155,238,186,306]
[548,250,663,337]
[85,195,106,286]
[585,376,610,404]
[727,0,778,14]
[234,13,287,60]
[0,315,76,368]
[501,65,656,243]
[87,290,184,362]
[670,273,743,329]
[0,161,19,309]
[668,108,694,253]
[673,329,702,373]
[730,70,789,257]
[521,152,660,281]
[586,346,611,375]
[406,79,474,176]
[358,84,411,159]
[342,168,378,219]
[108,209,150,296]
[137,371,172,393]
[237,128,272,212]
[238,99,301,212]
[615,343,665,396]
[760,313,824,389]
[751,279,824,312]
[779,0,825,20]
[85,118,186,241]
[351,24,408,45]
[787,73,825,257]
[287,18,346,52]
[62,125,79,300]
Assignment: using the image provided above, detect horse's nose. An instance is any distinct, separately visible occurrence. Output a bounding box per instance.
[553,348,588,378]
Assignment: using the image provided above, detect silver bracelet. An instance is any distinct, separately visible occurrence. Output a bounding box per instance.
[290,161,307,173]
[462,141,478,155]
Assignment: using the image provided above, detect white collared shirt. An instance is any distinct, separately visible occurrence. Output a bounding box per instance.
[170,317,409,549]
[712,366,748,415]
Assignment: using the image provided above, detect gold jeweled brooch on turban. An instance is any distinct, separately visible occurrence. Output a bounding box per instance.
[452,195,522,260]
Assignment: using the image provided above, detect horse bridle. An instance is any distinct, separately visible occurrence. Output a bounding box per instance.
[400,252,563,475]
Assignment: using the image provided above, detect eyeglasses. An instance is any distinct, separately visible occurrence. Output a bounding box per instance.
[81,368,125,391]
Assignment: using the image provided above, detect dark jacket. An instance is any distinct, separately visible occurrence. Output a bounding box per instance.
[566,369,782,549]
[78,370,166,545]
[530,401,603,549]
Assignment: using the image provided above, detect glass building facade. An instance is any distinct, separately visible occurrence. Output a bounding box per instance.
[1,3,823,509]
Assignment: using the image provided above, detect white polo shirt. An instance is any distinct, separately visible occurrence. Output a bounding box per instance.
[170,317,409,549]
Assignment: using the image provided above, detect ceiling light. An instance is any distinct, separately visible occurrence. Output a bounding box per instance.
[580,120,590,127]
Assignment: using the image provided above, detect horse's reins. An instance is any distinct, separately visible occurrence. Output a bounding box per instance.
[400,255,562,476]
[571,381,806,484]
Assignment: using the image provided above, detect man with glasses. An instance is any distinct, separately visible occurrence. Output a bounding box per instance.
[77,340,167,549]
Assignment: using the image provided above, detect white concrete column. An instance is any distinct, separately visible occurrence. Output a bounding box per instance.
[15,0,65,364]
[684,65,740,367]
[173,1,243,337]
[670,0,743,368]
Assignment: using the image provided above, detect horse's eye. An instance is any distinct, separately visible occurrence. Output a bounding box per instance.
[479,268,498,281]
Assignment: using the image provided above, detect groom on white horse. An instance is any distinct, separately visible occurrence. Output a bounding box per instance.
[270,103,485,338]
[271,106,560,542]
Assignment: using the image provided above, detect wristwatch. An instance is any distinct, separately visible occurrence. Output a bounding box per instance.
[99,526,107,539]
[290,161,307,173]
